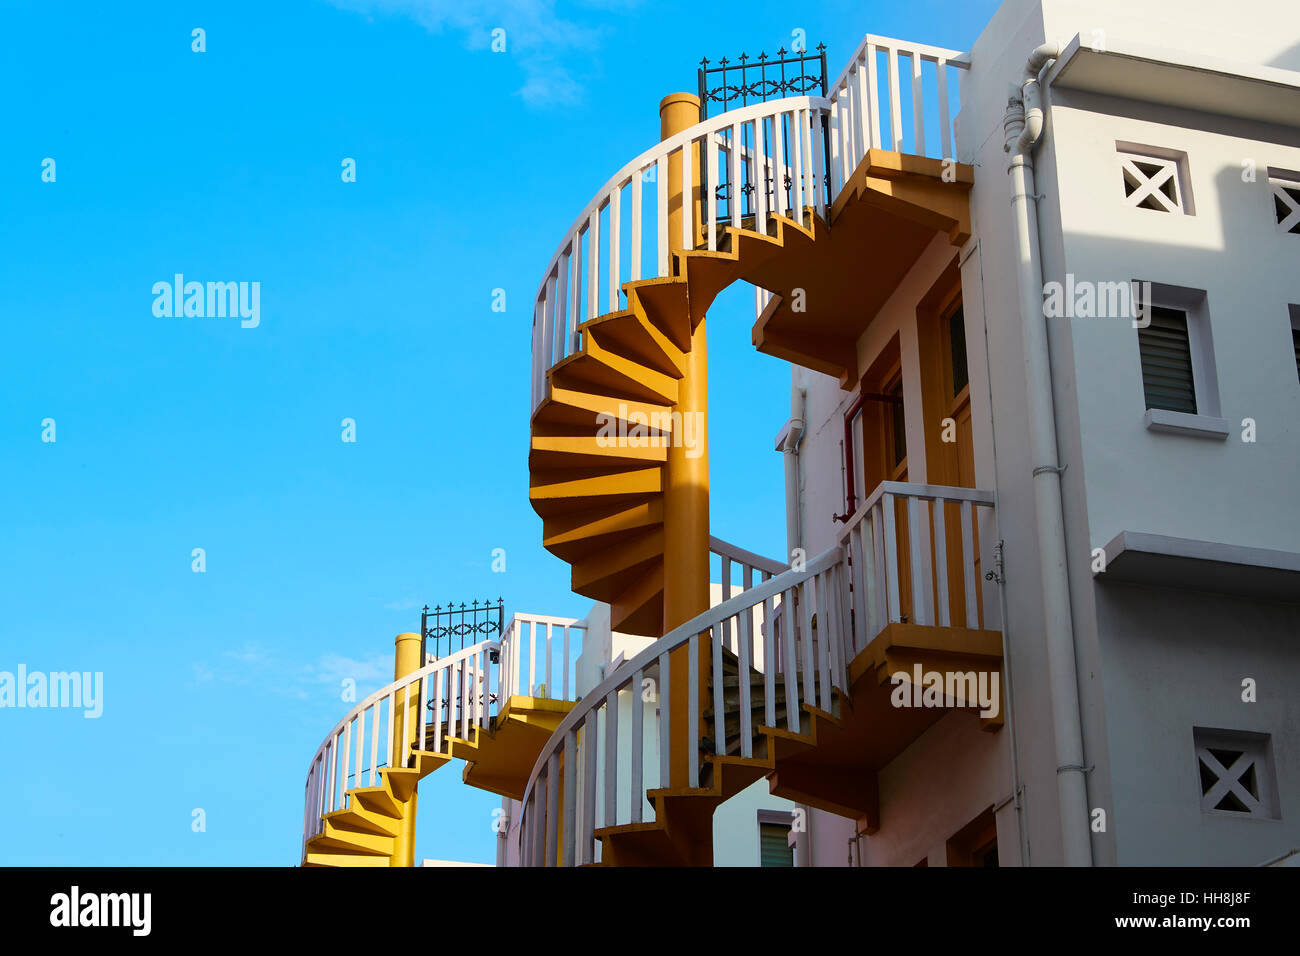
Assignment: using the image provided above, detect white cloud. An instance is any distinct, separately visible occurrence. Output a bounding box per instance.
[322,0,635,106]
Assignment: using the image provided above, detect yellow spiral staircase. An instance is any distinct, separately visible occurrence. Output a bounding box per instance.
[303,68,989,865]
[529,211,820,637]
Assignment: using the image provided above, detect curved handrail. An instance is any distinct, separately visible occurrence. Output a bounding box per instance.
[531,95,833,411]
[515,543,848,866]
[532,95,830,307]
[301,640,499,857]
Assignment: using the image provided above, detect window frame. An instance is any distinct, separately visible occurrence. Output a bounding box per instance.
[1136,281,1227,438]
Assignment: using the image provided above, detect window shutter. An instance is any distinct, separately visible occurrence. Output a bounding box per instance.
[759,823,793,867]
[1138,305,1197,414]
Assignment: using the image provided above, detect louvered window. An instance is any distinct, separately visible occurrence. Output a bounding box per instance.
[759,822,793,867]
[1138,305,1197,414]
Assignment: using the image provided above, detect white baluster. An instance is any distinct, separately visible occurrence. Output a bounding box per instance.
[911,51,925,156]
[587,210,600,321]
[738,609,753,759]
[631,169,643,282]
[937,57,951,161]
[608,187,621,313]
[934,497,951,627]
[545,750,560,867]
[961,499,978,628]
[562,728,577,867]
[631,667,644,824]
[687,633,699,787]
[783,589,801,734]
[656,155,668,275]
[658,651,671,787]
[604,689,619,826]
[888,47,904,151]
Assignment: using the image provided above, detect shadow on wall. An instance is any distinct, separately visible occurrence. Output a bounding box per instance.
[1269,42,1300,72]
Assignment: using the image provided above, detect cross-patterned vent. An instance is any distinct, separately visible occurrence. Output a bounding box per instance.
[1271,176,1300,234]
[1195,728,1277,819]
[1119,151,1185,213]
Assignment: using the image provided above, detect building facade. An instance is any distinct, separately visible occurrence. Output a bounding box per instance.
[300,0,1300,867]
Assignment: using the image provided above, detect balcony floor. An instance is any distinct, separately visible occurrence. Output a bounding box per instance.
[745,149,973,386]
[768,621,1003,831]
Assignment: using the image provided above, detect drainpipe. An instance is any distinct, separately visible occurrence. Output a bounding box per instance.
[778,384,811,866]
[780,385,807,561]
[1002,44,1092,867]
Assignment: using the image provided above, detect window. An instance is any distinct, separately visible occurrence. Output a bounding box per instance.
[946,807,998,866]
[1138,306,1197,414]
[946,304,969,398]
[1135,283,1226,438]
[1194,728,1279,819]
[758,813,794,867]
[1117,144,1193,214]
[885,378,907,476]
[1271,171,1300,235]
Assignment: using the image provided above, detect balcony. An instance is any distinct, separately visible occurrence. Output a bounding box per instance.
[530,33,975,412]
[750,36,974,386]
[513,480,1002,865]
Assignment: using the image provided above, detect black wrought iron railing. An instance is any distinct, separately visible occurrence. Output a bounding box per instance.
[421,598,504,661]
[698,46,827,119]
[696,45,833,231]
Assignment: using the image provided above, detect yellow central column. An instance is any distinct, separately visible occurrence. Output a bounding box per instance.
[390,631,422,867]
[659,93,710,792]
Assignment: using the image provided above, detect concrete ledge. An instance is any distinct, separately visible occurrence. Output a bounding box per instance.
[1046,33,1300,128]
[1098,531,1300,603]
[1143,407,1229,439]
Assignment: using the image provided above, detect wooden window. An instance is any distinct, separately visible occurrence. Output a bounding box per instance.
[946,303,969,399]
[884,376,907,478]
[946,807,999,867]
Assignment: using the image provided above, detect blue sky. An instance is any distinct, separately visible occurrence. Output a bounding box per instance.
[0,0,997,865]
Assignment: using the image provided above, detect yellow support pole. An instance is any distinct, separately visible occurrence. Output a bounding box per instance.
[390,631,422,867]
[659,92,710,792]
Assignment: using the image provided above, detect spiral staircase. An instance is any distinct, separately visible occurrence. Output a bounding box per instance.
[530,212,821,637]
[301,33,1006,867]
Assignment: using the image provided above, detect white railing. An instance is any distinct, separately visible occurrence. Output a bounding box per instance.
[514,481,996,866]
[526,34,970,401]
[531,95,832,412]
[302,614,583,859]
[515,545,846,867]
[837,481,996,656]
[301,641,498,857]
[826,34,970,193]
[499,612,587,700]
